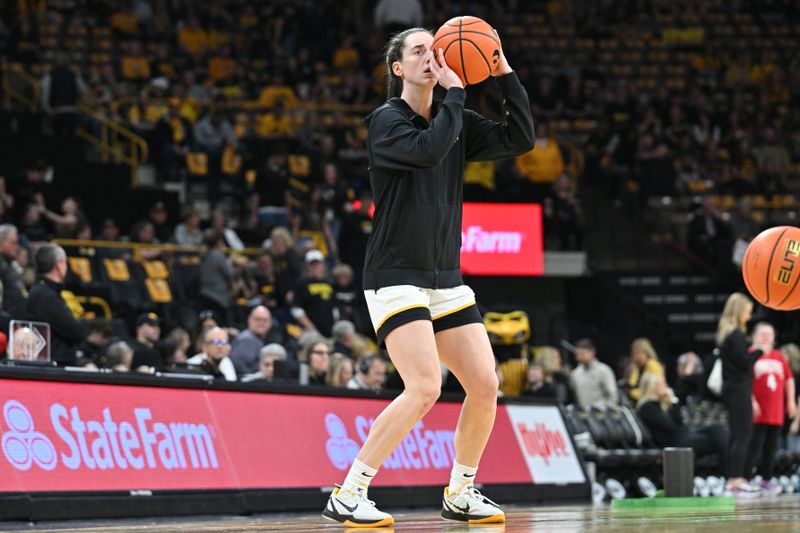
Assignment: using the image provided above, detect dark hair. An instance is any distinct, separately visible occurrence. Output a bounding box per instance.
[385,27,433,98]
[575,338,596,351]
[35,244,66,274]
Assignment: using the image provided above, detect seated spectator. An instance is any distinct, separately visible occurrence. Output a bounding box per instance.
[187,326,237,381]
[105,340,133,372]
[148,202,172,244]
[543,175,583,251]
[229,305,284,376]
[291,249,337,336]
[40,196,87,239]
[193,110,235,159]
[25,244,84,365]
[522,362,557,399]
[537,345,572,405]
[687,196,733,271]
[0,224,28,318]
[241,343,288,383]
[207,209,244,250]
[199,231,234,325]
[19,204,49,243]
[569,338,618,407]
[331,320,356,360]
[300,338,331,386]
[331,263,368,333]
[130,312,163,371]
[348,354,387,391]
[76,318,112,366]
[675,351,705,404]
[173,208,203,246]
[252,253,280,311]
[327,353,355,387]
[637,373,728,462]
[268,227,302,302]
[163,327,191,366]
[626,338,665,403]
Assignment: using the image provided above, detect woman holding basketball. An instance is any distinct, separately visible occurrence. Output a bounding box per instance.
[323,27,533,527]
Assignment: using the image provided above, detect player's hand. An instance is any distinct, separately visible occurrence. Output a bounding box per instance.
[429,48,463,90]
[490,29,512,76]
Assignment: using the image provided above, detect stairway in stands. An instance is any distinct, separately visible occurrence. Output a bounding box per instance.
[615,273,735,352]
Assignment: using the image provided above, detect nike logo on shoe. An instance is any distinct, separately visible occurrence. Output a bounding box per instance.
[463,473,475,478]
[450,501,470,514]
[332,497,359,514]
[361,472,374,477]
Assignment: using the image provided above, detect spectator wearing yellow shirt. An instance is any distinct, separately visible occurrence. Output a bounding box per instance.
[111,7,140,35]
[626,338,665,403]
[513,122,565,198]
[258,77,299,109]
[208,46,237,81]
[126,90,167,135]
[120,42,151,80]
[333,36,360,71]
[178,16,208,57]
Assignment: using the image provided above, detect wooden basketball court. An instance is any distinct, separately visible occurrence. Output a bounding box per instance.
[5,494,799,532]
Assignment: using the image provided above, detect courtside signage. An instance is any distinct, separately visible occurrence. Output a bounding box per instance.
[0,380,584,492]
[460,203,543,276]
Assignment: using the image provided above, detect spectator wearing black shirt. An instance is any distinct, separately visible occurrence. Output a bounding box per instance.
[148,202,172,244]
[688,196,733,271]
[636,373,727,463]
[25,244,84,364]
[252,253,280,310]
[198,231,234,325]
[268,227,301,303]
[331,263,368,332]
[522,363,557,400]
[0,224,28,318]
[19,204,49,243]
[291,249,337,336]
[76,318,112,366]
[337,191,373,276]
[153,99,193,181]
[543,175,583,251]
[130,312,163,371]
[674,351,706,405]
[300,338,331,386]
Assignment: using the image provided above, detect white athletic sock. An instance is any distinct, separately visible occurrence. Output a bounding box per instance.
[448,461,478,495]
[341,458,378,493]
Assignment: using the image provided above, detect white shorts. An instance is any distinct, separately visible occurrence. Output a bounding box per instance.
[364,285,482,347]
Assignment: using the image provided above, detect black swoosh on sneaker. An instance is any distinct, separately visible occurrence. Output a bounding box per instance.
[463,473,475,478]
[450,501,470,514]
[361,472,374,477]
[332,497,358,514]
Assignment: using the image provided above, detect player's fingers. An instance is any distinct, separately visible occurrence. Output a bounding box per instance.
[437,48,449,70]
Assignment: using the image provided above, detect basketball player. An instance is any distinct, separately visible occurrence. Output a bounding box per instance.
[323,28,534,527]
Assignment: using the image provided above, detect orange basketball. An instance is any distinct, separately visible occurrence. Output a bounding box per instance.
[742,226,800,310]
[432,16,501,86]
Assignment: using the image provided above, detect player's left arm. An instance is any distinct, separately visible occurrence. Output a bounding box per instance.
[463,38,535,162]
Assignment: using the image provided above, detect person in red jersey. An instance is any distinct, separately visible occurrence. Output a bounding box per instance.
[745,322,797,490]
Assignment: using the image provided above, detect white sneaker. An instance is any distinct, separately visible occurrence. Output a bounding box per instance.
[441,485,505,524]
[322,485,394,528]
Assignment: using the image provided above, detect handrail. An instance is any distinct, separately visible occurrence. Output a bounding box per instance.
[76,102,149,187]
[54,238,265,256]
[2,61,40,112]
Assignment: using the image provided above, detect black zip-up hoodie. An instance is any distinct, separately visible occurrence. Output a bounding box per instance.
[362,71,534,290]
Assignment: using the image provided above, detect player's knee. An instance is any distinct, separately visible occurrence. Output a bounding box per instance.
[409,381,441,412]
[467,370,499,400]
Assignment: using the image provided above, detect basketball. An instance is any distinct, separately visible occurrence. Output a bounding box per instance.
[432,16,501,86]
[742,226,800,310]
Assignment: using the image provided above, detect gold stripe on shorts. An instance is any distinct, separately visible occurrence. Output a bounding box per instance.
[375,304,430,332]
[431,300,476,321]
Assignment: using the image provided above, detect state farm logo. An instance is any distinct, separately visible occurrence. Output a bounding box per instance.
[2,400,58,471]
[461,226,523,254]
[516,422,569,466]
[1,400,218,472]
[324,412,455,471]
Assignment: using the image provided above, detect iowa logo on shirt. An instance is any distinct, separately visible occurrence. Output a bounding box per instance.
[309,283,333,300]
